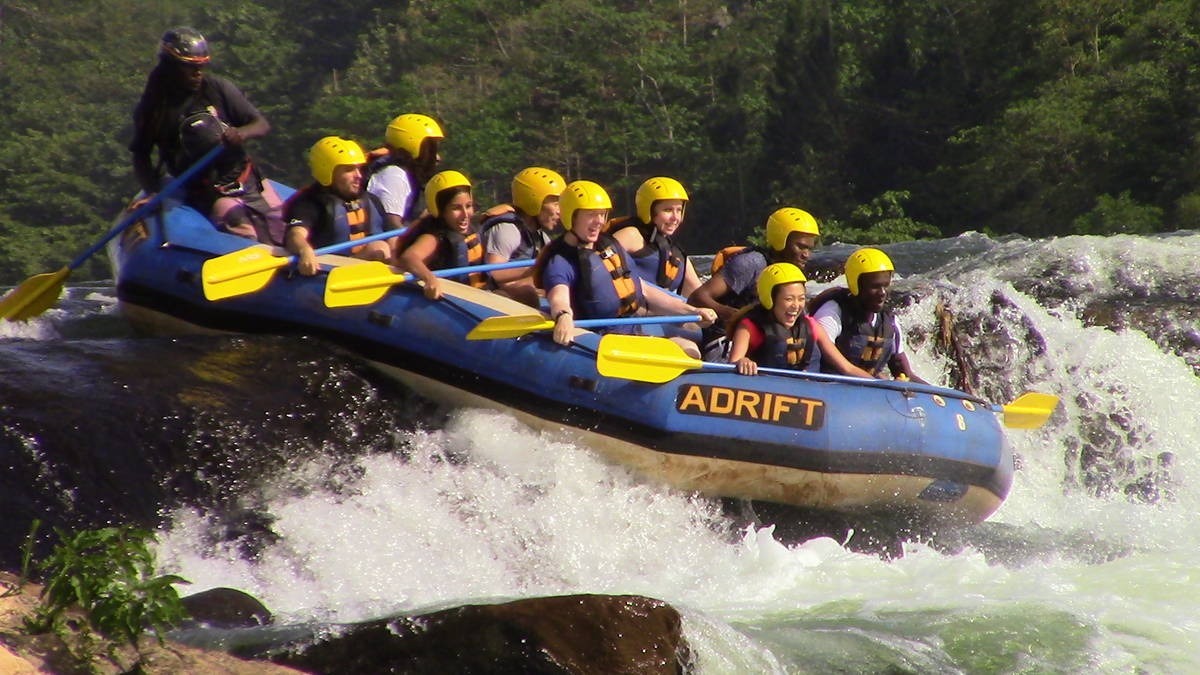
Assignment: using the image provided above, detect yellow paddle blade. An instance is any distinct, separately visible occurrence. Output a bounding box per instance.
[466,314,556,340]
[323,261,409,308]
[201,246,287,301]
[595,334,699,383]
[0,267,71,322]
[1001,392,1059,429]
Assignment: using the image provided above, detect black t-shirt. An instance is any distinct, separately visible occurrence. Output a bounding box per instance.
[284,186,386,249]
[284,187,332,245]
[129,71,263,174]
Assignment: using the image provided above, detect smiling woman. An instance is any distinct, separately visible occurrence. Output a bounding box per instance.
[725,262,875,378]
[607,176,703,297]
[394,169,486,300]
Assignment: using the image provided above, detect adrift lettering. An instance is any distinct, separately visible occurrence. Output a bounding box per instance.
[675,384,825,429]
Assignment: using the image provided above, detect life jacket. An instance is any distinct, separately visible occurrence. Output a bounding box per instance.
[709,245,748,275]
[809,287,896,375]
[714,246,769,308]
[396,216,489,289]
[742,305,821,371]
[698,246,769,345]
[365,155,424,222]
[606,216,686,292]
[480,204,550,261]
[284,185,385,252]
[534,233,642,319]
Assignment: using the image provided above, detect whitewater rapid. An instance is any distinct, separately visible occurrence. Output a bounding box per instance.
[10,232,1197,671]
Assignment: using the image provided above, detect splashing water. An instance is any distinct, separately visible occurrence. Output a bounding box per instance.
[11,232,1190,671]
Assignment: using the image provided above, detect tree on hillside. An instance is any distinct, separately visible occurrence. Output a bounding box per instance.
[951,0,1200,236]
[3,0,1199,285]
[0,1,188,282]
[759,0,844,220]
[313,0,776,249]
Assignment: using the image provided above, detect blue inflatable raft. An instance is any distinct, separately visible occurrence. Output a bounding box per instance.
[108,183,1019,528]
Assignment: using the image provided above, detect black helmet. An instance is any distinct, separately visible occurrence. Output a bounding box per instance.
[176,112,249,190]
[159,27,210,64]
[179,112,224,160]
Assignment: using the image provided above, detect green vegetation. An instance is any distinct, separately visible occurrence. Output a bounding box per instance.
[2,0,1199,285]
[22,523,188,649]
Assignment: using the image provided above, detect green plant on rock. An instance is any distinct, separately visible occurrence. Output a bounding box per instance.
[24,525,189,647]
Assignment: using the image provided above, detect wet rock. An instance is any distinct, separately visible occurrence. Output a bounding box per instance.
[267,594,692,674]
[181,587,274,629]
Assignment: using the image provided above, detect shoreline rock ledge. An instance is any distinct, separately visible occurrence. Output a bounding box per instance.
[2,571,692,674]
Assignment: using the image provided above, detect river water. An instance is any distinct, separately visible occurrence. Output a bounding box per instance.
[1,232,1197,672]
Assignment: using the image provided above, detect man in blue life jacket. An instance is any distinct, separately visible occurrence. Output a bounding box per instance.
[809,247,927,383]
[129,26,281,243]
[688,207,821,360]
[478,166,566,307]
[284,137,392,276]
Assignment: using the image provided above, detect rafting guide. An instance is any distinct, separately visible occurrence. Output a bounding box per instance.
[130,26,281,244]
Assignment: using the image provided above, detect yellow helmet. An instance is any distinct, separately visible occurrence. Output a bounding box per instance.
[756,263,808,310]
[560,180,612,230]
[845,247,894,296]
[765,207,820,251]
[385,113,444,158]
[424,170,472,217]
[512,167,566,216]
[635,176,688,224]
[309,136,367,187]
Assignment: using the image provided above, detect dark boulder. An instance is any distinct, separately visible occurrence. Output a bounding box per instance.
[181,587,274,629]
[268,594,692,674]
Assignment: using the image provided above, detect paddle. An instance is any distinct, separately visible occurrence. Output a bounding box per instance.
[324,259,537,308]
[201,228,409,301]
[995,392,1061,430]
[0,144,224,322]
[467,313,702,341]
[595,334,1059,429]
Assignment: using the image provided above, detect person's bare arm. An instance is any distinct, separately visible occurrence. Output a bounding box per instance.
[132,152,160,194]
[728,325,758,375]
[688,273,737,323]
[223,115,270,145]
[485,252,534,285]
[889,353,928,384]
[396,233,443,300]
[611,227,643,254]
[643,283,716,326]
[547,284,574,345]
[285,227,319,276]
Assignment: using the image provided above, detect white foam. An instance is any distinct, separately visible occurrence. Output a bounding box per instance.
[153,232,1200,668]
